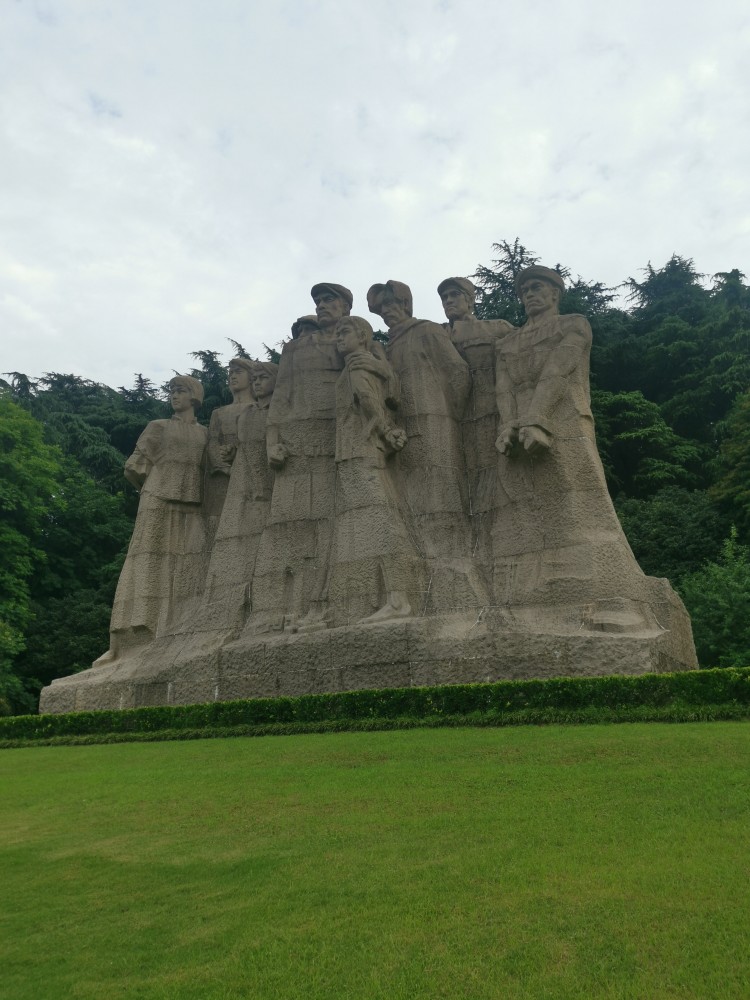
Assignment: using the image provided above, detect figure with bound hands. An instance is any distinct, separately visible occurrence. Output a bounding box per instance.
[325,316,422,626]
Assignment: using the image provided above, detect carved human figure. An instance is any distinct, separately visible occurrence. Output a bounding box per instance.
[493,266,660,631]
[325,316,423,625]
[94,376,208,664]
[438,276,514,566]
[290,314,321,340]
[249,283,352,632]
[367,279,489,611]
[204,358,256,544]
[201,361,279,631]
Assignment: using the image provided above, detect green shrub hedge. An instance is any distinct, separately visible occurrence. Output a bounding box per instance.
[2,667,749,747]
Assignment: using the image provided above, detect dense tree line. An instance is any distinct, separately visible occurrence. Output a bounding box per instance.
[2,243,749,712]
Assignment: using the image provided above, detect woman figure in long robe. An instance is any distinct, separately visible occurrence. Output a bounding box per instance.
[94,375,207,665]
[201,361,279,633]
[203,358,256,551]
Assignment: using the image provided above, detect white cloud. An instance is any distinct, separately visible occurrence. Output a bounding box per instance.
[1,0,749,387]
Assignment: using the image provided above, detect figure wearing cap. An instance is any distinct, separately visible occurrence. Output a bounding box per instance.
[367,279,489,611]
[251,282,391,632]
[437,276,477,325]
[437,276,515,560]
[492,265,662,630]
[311,282,354,333]
[94,374,208,666]
[495,266,573,457]
[290,315,321,340]
[437,275,514,344]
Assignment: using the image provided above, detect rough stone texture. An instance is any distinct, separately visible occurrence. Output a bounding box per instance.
[202,359,256,558]
[439,276,515,570]
[91,375,208,668]
[40,270,698,714]
[200,362,279,634]
[41,610,692,712]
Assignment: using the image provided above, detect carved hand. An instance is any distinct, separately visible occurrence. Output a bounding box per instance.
[347,354,390,380]
[267,443,289,469]
[495,427,518,456]
[219,444,237,465]
[519,425,552,455]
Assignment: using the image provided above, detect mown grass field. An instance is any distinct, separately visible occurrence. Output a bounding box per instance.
[2,723,750,999]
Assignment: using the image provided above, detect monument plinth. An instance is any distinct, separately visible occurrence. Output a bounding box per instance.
[40,269,697,714]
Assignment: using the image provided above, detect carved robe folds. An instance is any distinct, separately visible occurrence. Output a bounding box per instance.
[493,313,657,629]
[450,316,514,566]
[110,417,208,648]
[327,354,423,625]
[249,334,341,628]
[386,318,489,610]
[202,401,275,630]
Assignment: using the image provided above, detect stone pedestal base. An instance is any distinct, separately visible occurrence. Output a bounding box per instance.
[39,600,697,714]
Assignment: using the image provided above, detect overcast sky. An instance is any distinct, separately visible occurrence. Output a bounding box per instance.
[2,0,749,390]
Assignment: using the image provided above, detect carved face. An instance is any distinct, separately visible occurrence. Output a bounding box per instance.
[313,290,348,327]
[251,370,276,399]
[336,322,365,358]
[380,296,409,329]
[228,364,251,393]
[440,286,472,322]
[520,278,560,318]
[169,383,193,413]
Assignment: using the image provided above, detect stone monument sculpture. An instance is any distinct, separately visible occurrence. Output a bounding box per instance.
[368,279,489,612]
[492,265,686,638]
[41,264,698,714]
[207,358,257,480]
[326,316,423,626]
[438,276,514,566]
[203,358,256,547]
[290,314,321,340]
[248,283,353,633]
[93,375,208,666]
[201,361,279,632]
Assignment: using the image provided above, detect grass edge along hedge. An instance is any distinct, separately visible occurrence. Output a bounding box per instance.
[2,667,750,748]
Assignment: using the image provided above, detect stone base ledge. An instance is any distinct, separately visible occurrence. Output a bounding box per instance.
[39,609,696,714]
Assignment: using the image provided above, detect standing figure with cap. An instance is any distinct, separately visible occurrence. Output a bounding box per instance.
[368,279,490,613]
[94,375,208,665]
[250,283,389,633]
[438,276,514,571]
[493,266,689,635]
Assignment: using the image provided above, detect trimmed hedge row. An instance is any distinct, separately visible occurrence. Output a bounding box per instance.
[2,702,750,749]
[1,667,749,747]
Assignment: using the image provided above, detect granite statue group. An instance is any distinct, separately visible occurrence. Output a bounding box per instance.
[40,265,697,712]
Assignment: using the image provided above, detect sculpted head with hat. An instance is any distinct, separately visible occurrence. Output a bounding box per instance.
[437,276,476,324]
[310,282,353,330]
[367,280,413,331]
[516,266,566,321]
[291,315,321,341]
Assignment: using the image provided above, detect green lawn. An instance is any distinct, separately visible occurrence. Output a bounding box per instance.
[2,724,749,999]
